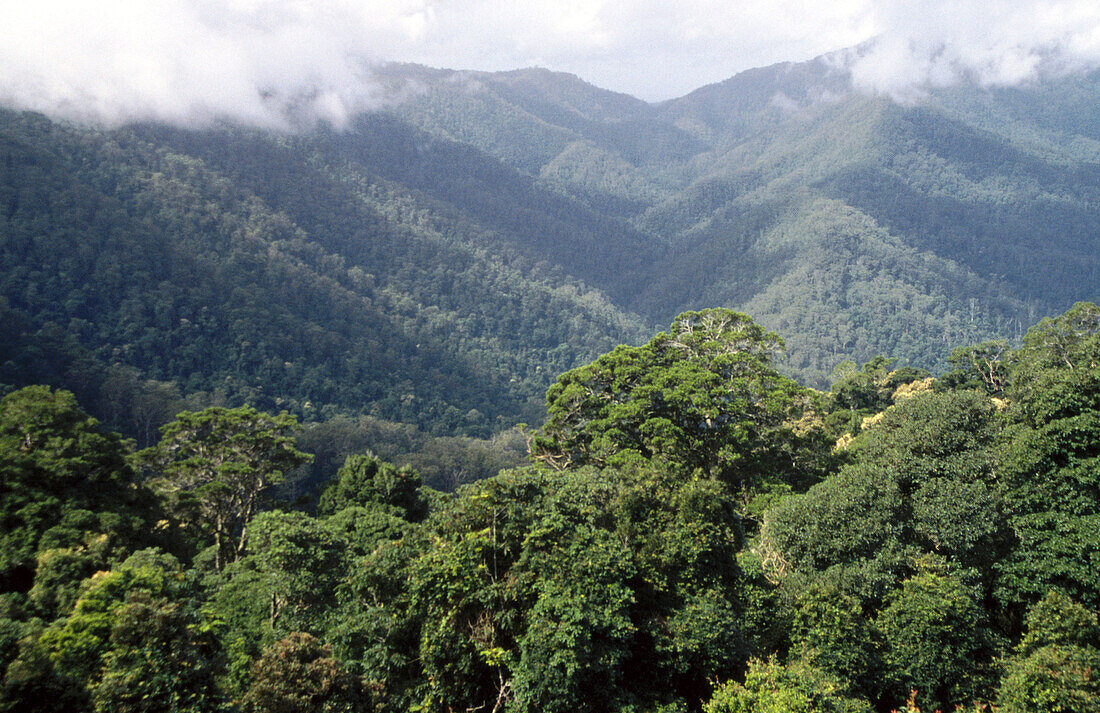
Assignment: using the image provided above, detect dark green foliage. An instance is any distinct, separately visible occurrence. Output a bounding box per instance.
[997,591,1100,713]
[512,525,636,713]
[827,356,906,414]
[767,388,1008,607]
[997,303,1100,610]
[402,456,754,712]
[0,107,652,439]
[0,642,91,713]
[1008,302,1100,425]
[317,454,427,521]
[940,340,1011,395]
[534,309,826,492]
[874,562,1000,710]
[4,549,219,712]
[704,657,872,713]
[245,512,346,634]
[788,583,880,697]
[854,389,1000,489]
[0,387,156,597]
[996,644,1100,713]
[240,632,362,713]
[764,463,908,603]
[142,406,311,570]
[3,275,1100,713]
[90,591,223,713]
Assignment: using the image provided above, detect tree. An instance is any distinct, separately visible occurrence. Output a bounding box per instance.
[704,657,871,713]
[875,561,999,711]
[317,453,427,521]
[788,582,881,698]
[762,463,908,604]
[532,309,819,492]
[996,591,1100,713]
[997,302,1100,610]
[240,632,361,713]
[0,387,158,606]
[143,407,311,570]
[940,340,1010,395]
[1008,301,1100,426]
[90,592,223,713]
[245,511,346,634]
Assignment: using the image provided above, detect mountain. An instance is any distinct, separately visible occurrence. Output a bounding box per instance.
[0,109,653,438]
[382,59,1099,385]
[2,53,1098,438]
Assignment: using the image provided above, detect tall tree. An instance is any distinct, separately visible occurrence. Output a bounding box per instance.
[532,309,824,492]
[142,407,310,570]
[0,386,154,596]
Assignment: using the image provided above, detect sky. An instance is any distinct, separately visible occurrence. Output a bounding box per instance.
[1,0,1098,128]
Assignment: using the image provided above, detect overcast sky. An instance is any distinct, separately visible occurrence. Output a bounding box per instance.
[1,0,1098,127]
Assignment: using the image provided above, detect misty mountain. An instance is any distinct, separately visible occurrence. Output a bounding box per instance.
[2,53,1098,436]
[384,58,1099,384]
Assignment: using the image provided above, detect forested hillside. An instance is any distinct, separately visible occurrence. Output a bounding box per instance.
[2,53,1099,442]
[2,304,1098,712]
[0,109,653,440]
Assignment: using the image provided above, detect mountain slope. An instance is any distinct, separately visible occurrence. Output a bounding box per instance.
[0,110,653,434]
[2,53,1098,427]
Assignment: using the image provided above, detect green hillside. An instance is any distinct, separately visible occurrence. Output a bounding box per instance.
[2,54,1098,432]
[0,110,653,438]
[383,61,1099,388]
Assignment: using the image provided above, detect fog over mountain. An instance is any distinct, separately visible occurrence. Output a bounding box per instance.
[2,0,1098,126]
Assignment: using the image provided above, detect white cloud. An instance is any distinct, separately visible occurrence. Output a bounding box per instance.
[850,0,1100,99]
[0,0,1097,127]
[0,0,425,128]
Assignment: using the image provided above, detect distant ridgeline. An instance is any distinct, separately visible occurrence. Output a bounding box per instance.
[2,57,1099,443]
[1,304,1098,712]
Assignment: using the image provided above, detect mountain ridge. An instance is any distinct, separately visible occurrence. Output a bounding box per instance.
[2,50,1097,436]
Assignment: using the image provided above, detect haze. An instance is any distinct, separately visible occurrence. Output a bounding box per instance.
[1,0,1098,128]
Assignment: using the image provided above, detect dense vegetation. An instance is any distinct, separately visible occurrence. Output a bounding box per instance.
[1,304,1098,712]
[4,60,1100,450]
[0,108,653,439]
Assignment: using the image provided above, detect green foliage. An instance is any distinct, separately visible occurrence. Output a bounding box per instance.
[828,356,898,413]
[767,388,1008,605]
[763,463,908,603]
[534,309,824,493]
[2,548,218,712]
[997,304,1100,610]
[940,340,1011,395]
[1018,590,1100,654]
[143,406,311,569]
[2,211,1100,713]
[0,107,653,439]
[239,632,362,713]
[788,583,880,697]
[90,591,223,713]
[36,551,183,682]
[245,511,346,633]
[317,453,427,521]
[1009,302,1100,425]
[0,386,156,600]
[512,526,637,713]
[704,657,872,713]
[875,561,1000,710]
[996,644,1100,713]
[997,592,1100,713]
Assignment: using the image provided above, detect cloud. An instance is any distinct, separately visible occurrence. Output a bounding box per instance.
[0,0,430,128]
[0,1,1097,128]
[850,1,1100,100]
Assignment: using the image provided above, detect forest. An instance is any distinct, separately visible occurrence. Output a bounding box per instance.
[1,302,1098,712]
[1,50,1099,713]
[4,62,1100,443]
